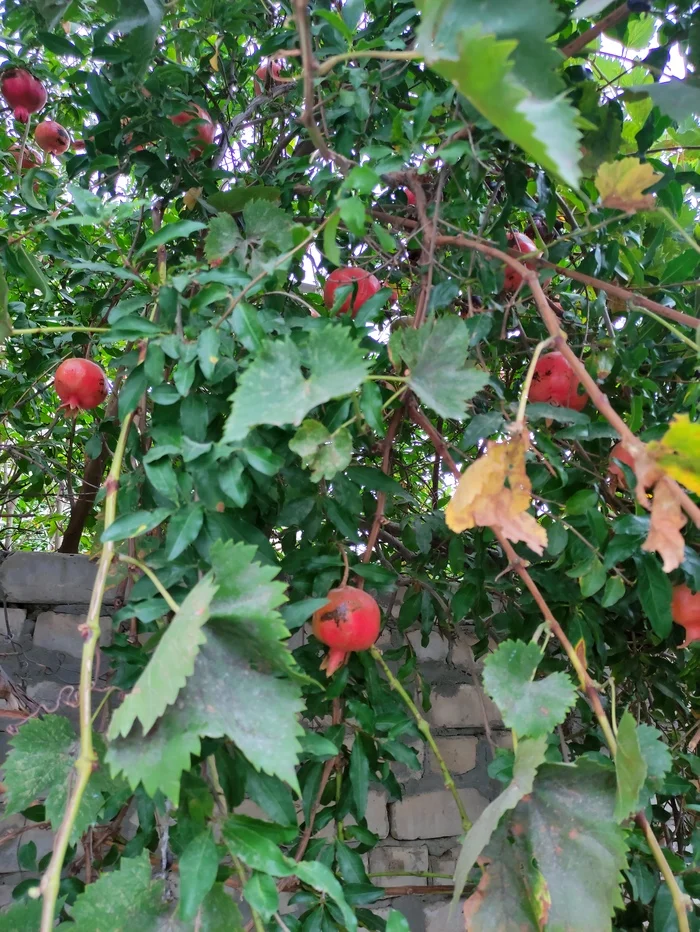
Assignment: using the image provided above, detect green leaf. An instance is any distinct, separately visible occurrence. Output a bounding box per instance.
[453,736,548,903]
[108,575,217,738]
[390,316,489,419]
[70,852,166,930]
[114,0,166,76]
[208,187,281,214]
[416,2,581,188]
[179,830,220,921]
[614,711,647,822]
[134,220,206,258]
[338,196,367,236]
[196,884,244,930]
[0,899,45,931]
[483,640,577,739]
[636,553,673,638]
[386,911,412,932]
[601,575,625,608]
[218,458,252,508]
[243,871,279,921]
[289,420,353,481]
[322,213,342,268]
[349,735,370,819]
[198,327,221,380]
[0,262,11,341]
[101,507,171,543]
[205,213,242,263]
[223,328,369,442]
[579,558,607,598]
[107,623,304,802]
[637,724,672,805]
[222,819,294,876]
[627,78,700,123]
[293,861,358,932]
[165,504,204,560]
[231,301,265,353]
[11,245,54,302]
[118,364,148,420]
[3,716,112,843]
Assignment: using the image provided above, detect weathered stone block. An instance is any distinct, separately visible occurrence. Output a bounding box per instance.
[424,899,467,932]
[0,609,26,641]
[427,684,500,729]
[429,736,478,775]
[0,552,116,605]
[407,631,448,663]
[0,816,54,874]
[389,788,488,840]
[368,844,429,888]
[33,612,112,658]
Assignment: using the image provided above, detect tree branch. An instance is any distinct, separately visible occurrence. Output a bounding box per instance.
[560,3,630,59]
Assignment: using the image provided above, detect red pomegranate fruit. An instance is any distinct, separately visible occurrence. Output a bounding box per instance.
[405,187,416,206]
[9,144,42,170]
[254,60,282,94]
[608,442,635,487]
[34,120,71,156]
[504,231,538,292]
[170,105,215,156]
[54,359,109,416]
[671,585,700,647]
[1,68,47,123]
[312,586,381,676]
[324,267,382,317]
[529,351,588,411]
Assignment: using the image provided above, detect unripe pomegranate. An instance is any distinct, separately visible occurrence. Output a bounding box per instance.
[254,60,282,95]
[170,105,215,157]
[312,586,381,676]
[504,231,538,292]
[671,585,700,647]
[34,120,71,156]
[608,442,635,487]
[324,267,381,317]
[54,358,109,416]
[529,351,588,411]
[1,68,47,123]
[9,144,42,169]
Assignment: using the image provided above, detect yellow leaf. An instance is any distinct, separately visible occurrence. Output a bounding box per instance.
[648,414,700,496]
[642,479,687,573]
[183,187,203,211]
[595,157,662,212]
[445,434,547,555]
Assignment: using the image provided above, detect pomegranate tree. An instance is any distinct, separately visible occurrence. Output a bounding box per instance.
[0,67,46,122]
[323,267,381,317]
[54,358,109,416]
[671,585,700,647]
[529,351,588,411]
[170,105,215,157]
[34,120,71,156]
[504,231,538,292]
[312,586,381,675]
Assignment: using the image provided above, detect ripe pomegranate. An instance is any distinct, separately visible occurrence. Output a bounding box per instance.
[312,586,381,676]
[9,144,42,170]
[1,68,47,123]
[404,187,416,206]
[529,351,588,411]
[34,120,71,156]
[170,105,215,157]
[324,267,381,317]
[254,60,282,95]
[671,585,700,647]
[504,231,538,292]
[54,358,109,416]
[608,442,635,487]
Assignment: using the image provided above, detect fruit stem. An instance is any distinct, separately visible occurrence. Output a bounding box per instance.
[514,336,555,427]
[370,646,472,833]
[337,542,350,588]
[15,116,31,183]
[39,413,135,932]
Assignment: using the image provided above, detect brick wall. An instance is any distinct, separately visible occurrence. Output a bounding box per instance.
[0,553,503,931]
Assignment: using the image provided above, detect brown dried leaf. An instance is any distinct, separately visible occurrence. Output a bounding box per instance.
[642,478,687,573]
[446,434,547,556]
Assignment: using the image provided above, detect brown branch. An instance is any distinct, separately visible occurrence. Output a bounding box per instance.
[0,821,50,848]
[359,404,405,578]
[58,445,108,553]
[560,3,630,59]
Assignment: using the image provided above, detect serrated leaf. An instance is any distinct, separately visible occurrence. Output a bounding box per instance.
[223,328,369,442]
[614,711,647,822]
[637,724,672,807]
[134,220,206,258]
[391,316,488,419]
[289,420,353,481]
[108,575,218,738]
[208,186,281,214]
[596,157,662,212]
[627,78,700,123]
[483,640,577,739]
[70,851,166,930]
[417,2,581,188]
[453,736,548,904]
[3,716,113,843]
[205,213,242,263]
[108,623,304,802]
[179,830,220,921]
[0,897,64,931]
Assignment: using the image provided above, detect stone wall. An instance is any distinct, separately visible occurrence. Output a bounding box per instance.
[0,553,503,931]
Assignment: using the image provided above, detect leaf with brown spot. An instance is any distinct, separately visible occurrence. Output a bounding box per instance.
[596,158,662,212]
[641,478,687,573]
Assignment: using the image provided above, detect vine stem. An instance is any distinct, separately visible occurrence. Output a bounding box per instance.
[514,336,554,426]
[38,413,134,931]
[637,813,691,932]
[11,326,110,336]
[370,646,472,833]
[118,555,180,613]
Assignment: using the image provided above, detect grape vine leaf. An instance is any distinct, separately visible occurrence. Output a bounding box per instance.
[464,760,628,931]
[452,735,548,904]
[626,78,700,123]
[223,328,369,442]
[70,851,166,930]
[289,419,353,481]
[614,710,647,822]
[205,200,294,275]
[637,723,673,807]
[482,640,577,738]
[3,716,116,843]
[0,897,64,931]
[390,316,489,419]
[107,623,304,802]
[109,575,217,739]
[416,0,582,189]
